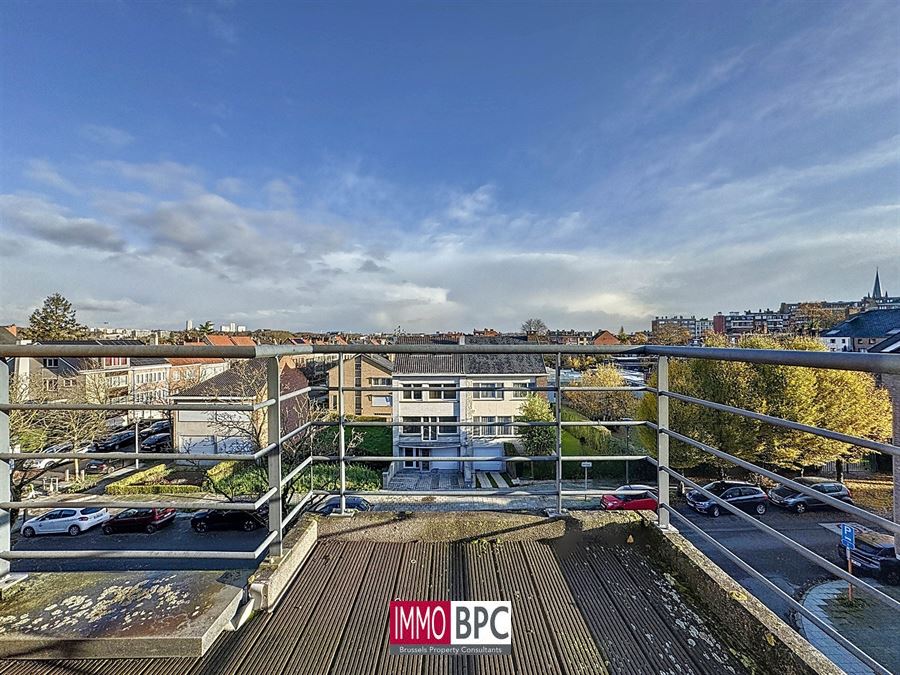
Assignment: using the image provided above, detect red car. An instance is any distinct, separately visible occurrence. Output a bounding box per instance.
[601,488,659,511]
[102,507,176,534]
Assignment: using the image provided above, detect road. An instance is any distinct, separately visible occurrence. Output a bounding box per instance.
[671,502,876,621]
[10,514,267,573]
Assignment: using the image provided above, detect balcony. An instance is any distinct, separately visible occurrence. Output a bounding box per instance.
[0,341,898,674]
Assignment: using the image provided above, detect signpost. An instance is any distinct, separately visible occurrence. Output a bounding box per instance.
[841,524,856,600]
[581,461,592,499]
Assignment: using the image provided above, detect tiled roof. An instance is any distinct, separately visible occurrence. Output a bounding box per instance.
[174,359,306,398]
[821,309,900,339]
[230,336,256,346]
[204,334,236,346]
[36,339,168,368]
[394,336,545,375]
[869,332,900,353]
[0,327,16,345]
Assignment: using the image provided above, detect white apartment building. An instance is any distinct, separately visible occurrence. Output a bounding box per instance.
[391,337,547,487]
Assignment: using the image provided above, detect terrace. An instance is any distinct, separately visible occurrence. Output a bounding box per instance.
[0,341,898,674]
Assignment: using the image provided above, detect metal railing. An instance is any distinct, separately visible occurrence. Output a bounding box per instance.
[1,341,899,672]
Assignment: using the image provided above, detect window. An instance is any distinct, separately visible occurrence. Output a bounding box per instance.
[42,358,59,368]
[401,384,424,400]
[104,357,128,367]
[63,378,77,388]
[511,382,531,398]
[473,382,502,399]
[370,377,391,386]
[428,383,456,400]
[474,416,514,436]
[401,416,457,439]
[372,396,392,407]
[43,379,59,392]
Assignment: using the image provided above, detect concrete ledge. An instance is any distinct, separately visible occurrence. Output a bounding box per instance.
[249,516,317,612]
[638,515,844,675]
[0,570,245,659]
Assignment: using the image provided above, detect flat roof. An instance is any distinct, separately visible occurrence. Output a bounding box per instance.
[0,539,747,675]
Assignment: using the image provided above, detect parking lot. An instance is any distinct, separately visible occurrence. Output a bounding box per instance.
[11,512,268,573]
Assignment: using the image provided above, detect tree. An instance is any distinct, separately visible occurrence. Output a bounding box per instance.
[517,394,555,456]
[521,318,549,335]
[634,334,893,476]
[198,321,214,336]
[26,294,87,341]
[617,326,629,343]
[651,324,692,345]
[564,364,636,422]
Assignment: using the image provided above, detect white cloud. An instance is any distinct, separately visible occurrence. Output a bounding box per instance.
[0,193,126,252]
[81,124,134,148]
[23,159,79,195]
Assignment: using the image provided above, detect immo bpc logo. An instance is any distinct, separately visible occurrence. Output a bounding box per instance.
[389,600,512,655]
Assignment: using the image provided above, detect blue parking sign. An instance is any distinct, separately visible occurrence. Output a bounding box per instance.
[840,524,855,550]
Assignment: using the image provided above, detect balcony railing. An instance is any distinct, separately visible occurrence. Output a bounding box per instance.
[1,341,899,673]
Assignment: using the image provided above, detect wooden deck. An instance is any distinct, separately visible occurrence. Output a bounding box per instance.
[0,540,748,675]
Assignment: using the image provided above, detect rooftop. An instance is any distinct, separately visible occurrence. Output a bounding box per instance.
[821,309,900,338]
[395,336,546,375]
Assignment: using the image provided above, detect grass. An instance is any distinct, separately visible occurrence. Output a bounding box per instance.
[844,476,894,518]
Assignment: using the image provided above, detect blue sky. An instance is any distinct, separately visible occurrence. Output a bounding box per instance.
[1,0,898,332]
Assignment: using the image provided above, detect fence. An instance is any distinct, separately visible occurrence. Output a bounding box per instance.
[1,341,899,672]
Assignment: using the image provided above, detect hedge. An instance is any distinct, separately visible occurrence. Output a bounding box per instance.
[104,463,167,493]
[206,460,239,482]
[107,483,202,495]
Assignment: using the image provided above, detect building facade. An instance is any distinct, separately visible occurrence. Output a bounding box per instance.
[327,354,394,417]
[391,336,547,487]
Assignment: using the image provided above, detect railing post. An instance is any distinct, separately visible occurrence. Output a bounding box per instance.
[555,351,563,514]
[266,357,282,557]
[338,356,346,515]
[0,359,10,577]
[657,355,671,529]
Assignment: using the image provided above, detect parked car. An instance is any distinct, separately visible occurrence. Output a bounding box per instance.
[84,459,119,475]
[837,530,898,584]
[95,430,136,452]
[140,433,172,452]
[102,507,176,534]
[315,496,373,515]
[768,477,853,514]
[601,487,658,511]
[22,442,72,470]
[140,419,171,438]
[191,505,269,533]
[686,481,768,517]
[21,507,109,537]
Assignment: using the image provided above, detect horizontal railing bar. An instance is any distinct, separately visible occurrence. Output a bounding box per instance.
[313,420,634,428]
[645,345,900,375]
[1,402,255,412]
[281,456,313,487]
[662,428,900,535]
[282,492,315,529]
[278,420,313,445]
[279,386,313,403]
[661,505,893,675]
[1,451,259,461]
[340,454,649,463]
[323,489,565,497]
[252,397,277,411]
[0,344,258,358]
[4,487,278,513]
[320,385,648,393]
[257,344,645,356]
[662,467,900,613]
[663,390,900,457]
[2,545,267,561]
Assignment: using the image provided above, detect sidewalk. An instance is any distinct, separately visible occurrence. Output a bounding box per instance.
[799,579,900,675]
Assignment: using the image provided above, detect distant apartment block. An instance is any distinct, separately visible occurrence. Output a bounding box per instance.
[327,354,394,417]
[652,315,712,341]
[390,336,547,487]
[712,310,788,336]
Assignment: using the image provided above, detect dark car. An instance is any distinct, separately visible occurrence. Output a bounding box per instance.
[102,507,176,534]
[140,419,171,438]
[191,505,269,533]
[837,530,898,584]
[768,477,853,514]
[95,430,136,452]
[140,433,172,452]
[316,496,373,516]
[686,481,768,517]
[84,459,119,474]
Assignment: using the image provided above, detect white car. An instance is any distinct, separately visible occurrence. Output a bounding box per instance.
[21,507,110,537]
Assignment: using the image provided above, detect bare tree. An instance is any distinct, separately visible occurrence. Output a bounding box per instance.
[521,318,549,335]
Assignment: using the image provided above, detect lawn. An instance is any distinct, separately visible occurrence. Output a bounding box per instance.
[844,477,894,518]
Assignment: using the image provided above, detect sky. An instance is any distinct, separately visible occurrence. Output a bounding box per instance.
[1,0,898,333]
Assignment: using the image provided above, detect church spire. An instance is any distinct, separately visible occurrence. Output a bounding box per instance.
[872,267,883,298]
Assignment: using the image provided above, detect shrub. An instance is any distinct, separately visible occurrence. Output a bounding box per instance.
[104,463,166,493]
[107,483,202,496]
